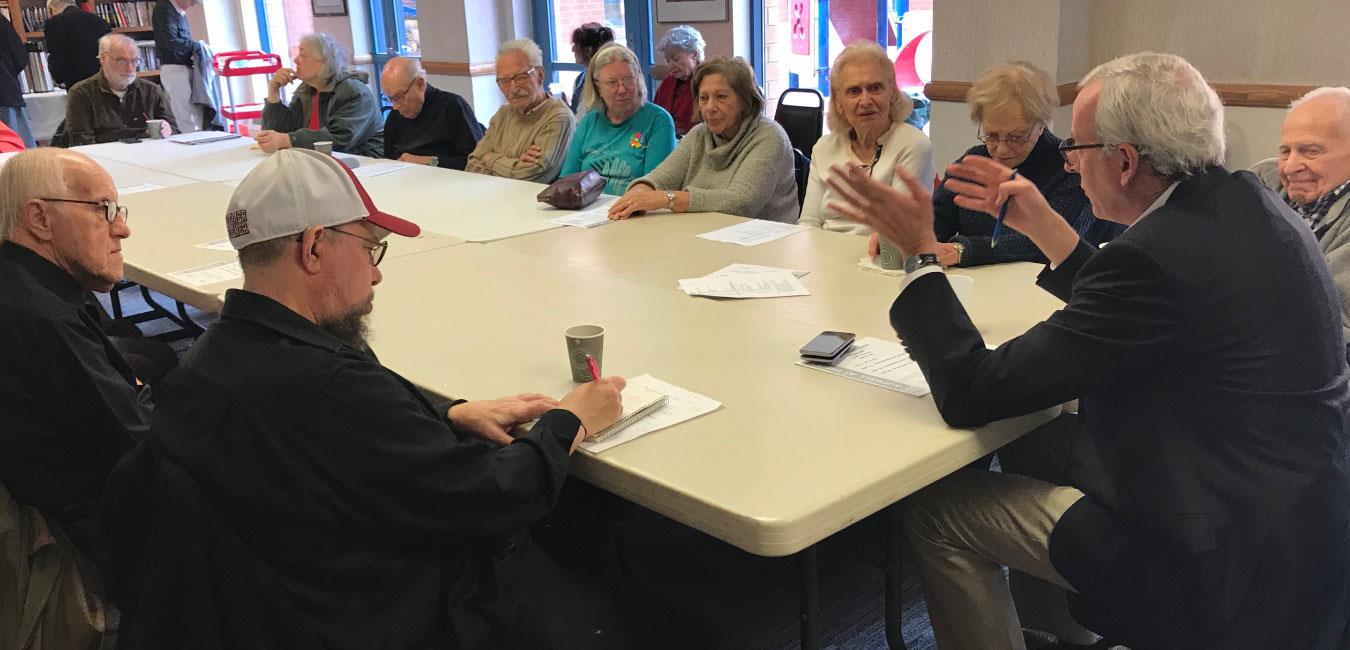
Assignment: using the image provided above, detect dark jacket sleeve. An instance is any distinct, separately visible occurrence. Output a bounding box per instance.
[1,14,26,77]
[890,238,1183,428]
[261,92,306,132]
[278,79,383,157]
[45,16,68,84]
[439,93,484,170]
[64,82,101,146]
[303,360,578,541]
[151,0,194,65]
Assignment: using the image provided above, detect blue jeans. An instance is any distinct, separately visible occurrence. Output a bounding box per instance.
[0,105,36,148]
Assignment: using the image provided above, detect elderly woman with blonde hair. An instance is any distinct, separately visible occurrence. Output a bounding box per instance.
[924,60,1122,267]
[608,57,798,223]
[800,40,934,235]
[559,43,676,195]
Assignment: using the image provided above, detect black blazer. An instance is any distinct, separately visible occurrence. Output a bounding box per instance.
[891,168,1350,649]
[43,6,110,89]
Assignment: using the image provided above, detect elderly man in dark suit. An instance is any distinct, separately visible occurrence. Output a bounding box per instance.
[828,52,1350,650]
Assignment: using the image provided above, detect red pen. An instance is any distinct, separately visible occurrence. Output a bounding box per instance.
[585,354,600,383]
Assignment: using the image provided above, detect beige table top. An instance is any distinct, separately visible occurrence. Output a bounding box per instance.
[369,244,1058,557]
[0,150,199,192]
[118,182,464,311]
[490,211,1065,346]
[357,166,573,242]
[75,137,273,182]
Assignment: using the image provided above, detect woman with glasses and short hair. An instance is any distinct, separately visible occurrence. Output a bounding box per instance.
[560,44,676,196]
[923,60,1122,267]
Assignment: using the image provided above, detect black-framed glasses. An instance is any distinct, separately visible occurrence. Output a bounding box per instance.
[38,197,128,224]
[495,66,538,88]
[1058,138,1107,162]
[297,226,388,266]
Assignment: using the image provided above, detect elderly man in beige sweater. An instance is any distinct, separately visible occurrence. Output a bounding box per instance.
[465,40,575,184]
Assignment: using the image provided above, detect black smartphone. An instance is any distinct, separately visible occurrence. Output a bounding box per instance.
[799,331,855,360]
[119,136,143,144]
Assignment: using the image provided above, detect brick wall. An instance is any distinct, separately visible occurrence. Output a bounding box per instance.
[551,0,615,55]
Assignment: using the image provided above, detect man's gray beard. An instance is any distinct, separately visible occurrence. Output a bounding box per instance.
[317,308,371,349]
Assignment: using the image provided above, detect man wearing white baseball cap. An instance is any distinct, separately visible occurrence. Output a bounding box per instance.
[105,149,628,648]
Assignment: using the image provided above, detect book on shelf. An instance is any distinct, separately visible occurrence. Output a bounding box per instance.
[8,2,155,32]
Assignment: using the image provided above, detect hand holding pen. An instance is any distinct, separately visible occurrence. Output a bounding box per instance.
[942,155,1083,267]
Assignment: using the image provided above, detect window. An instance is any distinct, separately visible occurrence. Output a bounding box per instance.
[531,0,652,105]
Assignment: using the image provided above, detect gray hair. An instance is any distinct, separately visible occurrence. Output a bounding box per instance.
[299,33,350,88]
[581,43,647,113]
[498,39,544,69]
[0,149,74,241]
[1081,52,1224,177]
[657,25,705,60]
[98,33,137,55]
[966,60,1056,127]
[1290,86,1350,113]
[46,0,74,13]
[826,40,912,134]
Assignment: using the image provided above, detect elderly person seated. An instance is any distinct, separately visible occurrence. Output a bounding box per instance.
[467,39,576,184]
[568,22,614,114]
[652,25,705,137]
[921,60,1122,267]
[608,57,797,223]
[258,32,384,157]
[66,33,177,145]
[381,56,483,170]
[801,40,933,234]
[1251,86,1350,361]
[560,44,675,196]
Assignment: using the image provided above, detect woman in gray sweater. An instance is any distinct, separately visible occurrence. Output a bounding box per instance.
[608,57,798,223]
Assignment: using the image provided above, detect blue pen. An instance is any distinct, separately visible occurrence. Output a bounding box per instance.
[989,171,1018,248]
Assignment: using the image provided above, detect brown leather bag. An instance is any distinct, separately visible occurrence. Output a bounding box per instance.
[537,170,606,210]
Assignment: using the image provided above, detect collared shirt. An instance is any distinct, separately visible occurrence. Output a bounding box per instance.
[144,288,580,648]
[0,241,149,567]
[1289,178,1350,234]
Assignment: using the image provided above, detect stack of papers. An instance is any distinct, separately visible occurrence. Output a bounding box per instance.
[795,337,931,397]
[679,263,810,299]
[580,374,721,453]
[696,220,806,246]
[168,132,242,145]
[545,197,617,229]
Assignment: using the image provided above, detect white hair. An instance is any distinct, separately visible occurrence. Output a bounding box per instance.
[1290,86,1350,114]
[1081,52,1225,177]
[657,25,705,60]
[98,33,137,55]
[498,39,544,69]
[46,0,74,13]
[581,43,646,113]
[0,149,73,241]
[299,32,350,87]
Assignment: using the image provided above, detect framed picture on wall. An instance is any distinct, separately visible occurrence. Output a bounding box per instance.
[312,0,347,17]
[655,0,727,23]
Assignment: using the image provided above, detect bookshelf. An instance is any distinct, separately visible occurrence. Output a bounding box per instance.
[1,0,160,92]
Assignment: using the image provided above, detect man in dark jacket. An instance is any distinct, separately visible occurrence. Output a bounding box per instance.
[43,0,111,89]
[0,11,33,147]
[828,52,1350,650]
[151,0,198,132]
[380,56,483,170]
[104,149,626,649]
[65,33,177,144]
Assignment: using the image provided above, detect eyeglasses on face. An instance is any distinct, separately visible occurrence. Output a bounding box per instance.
[39,197,129,224]
[598,75,637,91]
[385,77,418,104]
[1058,137,1108,162]
[105,55,141,69]
[495,67,538,88]
[977,129,1035,146]
[295,226,388,266]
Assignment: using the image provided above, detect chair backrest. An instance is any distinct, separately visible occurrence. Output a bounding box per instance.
[793,148,810,211]
[774,88,825,157]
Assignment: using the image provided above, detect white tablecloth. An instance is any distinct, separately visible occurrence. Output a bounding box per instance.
[22,89,67,141]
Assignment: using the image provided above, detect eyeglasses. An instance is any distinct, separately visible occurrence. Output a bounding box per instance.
[598,75,637,91]
[328,227,387,266]
[1058,138,1107,162]
[977,129,1035,146]
[385,77,418,104]
[495,67,538,88]
[105,55,141,69]
[38,197,128,224]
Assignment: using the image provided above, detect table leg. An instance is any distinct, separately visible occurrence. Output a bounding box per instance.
[885,502,910,650]
[799,545,820,650]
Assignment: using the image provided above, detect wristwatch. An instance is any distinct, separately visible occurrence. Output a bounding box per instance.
[903,252,942,274]
[666,190,677,211]
[427,156,439,167]
[950,242,966,266]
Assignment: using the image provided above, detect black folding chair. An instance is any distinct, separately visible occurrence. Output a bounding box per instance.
[793,148,811,211]
[774,88,825,158]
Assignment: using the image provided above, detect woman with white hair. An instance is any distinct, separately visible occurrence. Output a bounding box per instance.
[560,44,676,195]
[800,40,933,235]
[652,25,705,136]
[258,32,384,157]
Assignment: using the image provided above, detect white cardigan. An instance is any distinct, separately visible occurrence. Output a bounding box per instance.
[799,122,935,235]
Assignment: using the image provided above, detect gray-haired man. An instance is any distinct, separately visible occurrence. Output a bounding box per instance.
[465,39,575,183]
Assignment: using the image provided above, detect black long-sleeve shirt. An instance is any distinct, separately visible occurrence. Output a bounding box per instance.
[0,13,28,107]
[123,289,579,648]
[43,5,111,89]
[0,241,150,568]
[384,84,484,170]
[151,0,193,66]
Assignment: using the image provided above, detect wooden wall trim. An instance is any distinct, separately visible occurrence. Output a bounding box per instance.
[925,80,1313,109]
[423,61,497,77]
